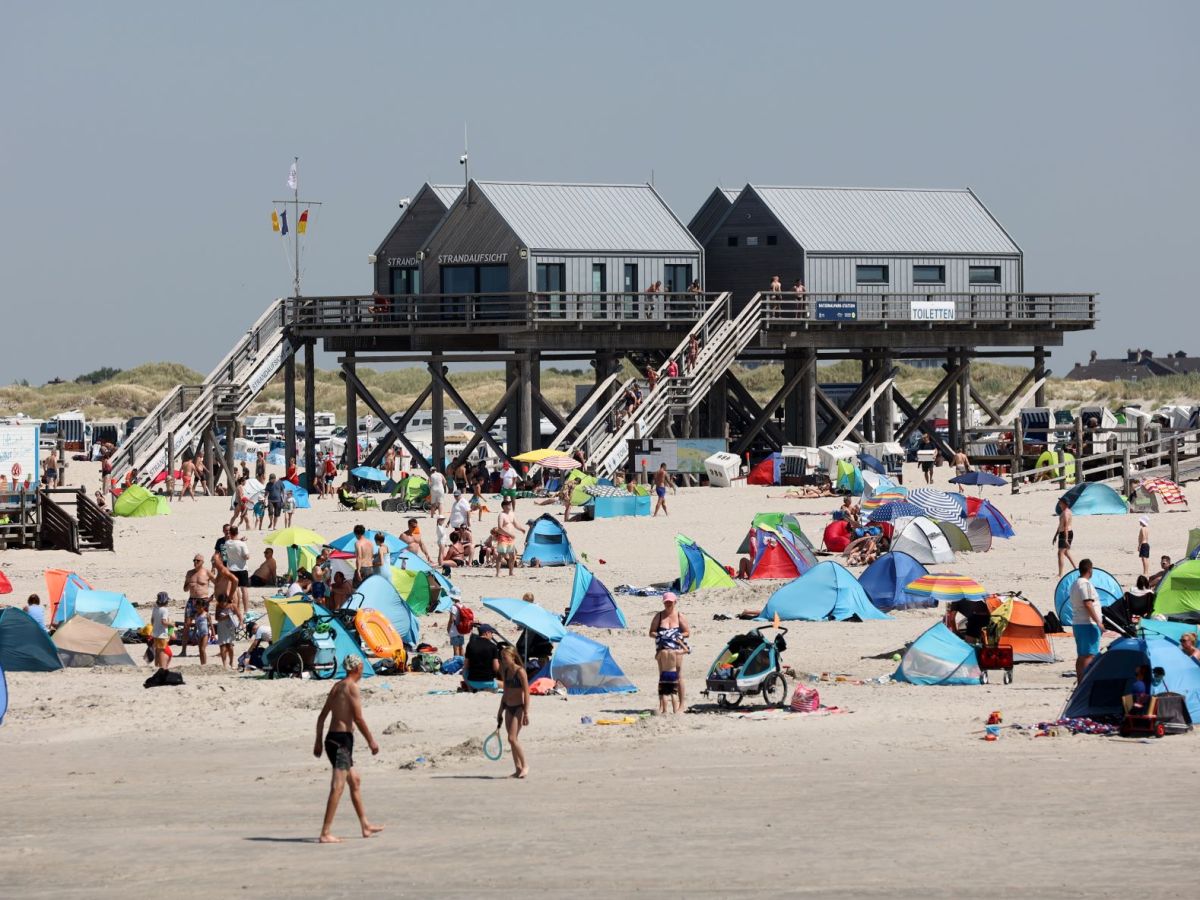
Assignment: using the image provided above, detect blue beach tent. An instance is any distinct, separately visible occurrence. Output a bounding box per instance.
[288,484,311,509]
[1064,635,1200,721]
[893,623,982,685]
[535,632,636,694]
[1054,568,1123,627]
[347,574,420,646]
[522,514,576,567]
[264,605,374,679]
[1057,483,1127,516]
[757,561,891,622]
[0,664,7,725]
[858,552,934,612]
[973,499,1015,539]
[565,563,627,628]
[676,534,736,592]
[56,589,144,630]
[482,597,568,641]
[0,608,63,673]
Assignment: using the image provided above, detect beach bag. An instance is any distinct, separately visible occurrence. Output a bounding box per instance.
[789,683,820,713]
[440,656,465,675]
[410,652,442,673]
[456,605,475,635]
[143,669,185,689]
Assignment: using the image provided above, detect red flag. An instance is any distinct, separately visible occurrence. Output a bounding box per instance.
[297,209,309,234]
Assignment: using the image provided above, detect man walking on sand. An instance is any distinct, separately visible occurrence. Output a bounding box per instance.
[353,524,373,586]
[1070,559,1103,681]
[653,463,670,517]
[313,655,383,843]
[495,499,526,577]
[1055,498,1076,577]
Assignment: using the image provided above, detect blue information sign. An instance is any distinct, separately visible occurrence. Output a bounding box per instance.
[815,300,858,321]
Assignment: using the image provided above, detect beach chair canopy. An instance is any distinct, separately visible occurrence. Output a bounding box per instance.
[534,632,636,694]
[1153,559,1200,621]
[1130,477,1188,514]
[746,453,782,486]
[892,623,981,685]
[1064,635,1200,721]
[1057,483,1126,516]
[521,514,576,567]
[1053,568,1123,627]
[565,564,627,628]
[859,552,933,612]
[0,608,63,672]
[675,534,735,592]
[757,561,890,622]
[52,616,136,667]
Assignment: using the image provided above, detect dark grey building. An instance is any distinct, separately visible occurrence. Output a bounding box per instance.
[687,187,741,245]
[702,185,1023,301]
[373,183,461,295]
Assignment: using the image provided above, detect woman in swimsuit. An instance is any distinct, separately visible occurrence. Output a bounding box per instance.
[649,592,691,709]
[496,645,530,778]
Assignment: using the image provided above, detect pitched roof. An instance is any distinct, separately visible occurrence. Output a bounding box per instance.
[1067,357,1200,381]
[374,183,462,255]
[749,186,1021,255]
[472,181,701,254]
[428,184,462,207]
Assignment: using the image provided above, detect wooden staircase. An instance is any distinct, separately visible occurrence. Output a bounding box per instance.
[39,488,114,553]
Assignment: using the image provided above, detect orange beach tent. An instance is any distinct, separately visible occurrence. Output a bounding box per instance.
[986,594,1056,663]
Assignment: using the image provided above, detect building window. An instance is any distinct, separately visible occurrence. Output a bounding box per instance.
[912,264,945,285]
[969,265,1002,285]
[766,235,778,246]
[389,266,419,295]
[745,236,759,247]
[856,264,889,285]
[727,236,738,247]
[663,264,692,294]
[591,263,607,320]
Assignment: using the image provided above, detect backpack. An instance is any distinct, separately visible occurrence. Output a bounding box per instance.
[456,604,475,635]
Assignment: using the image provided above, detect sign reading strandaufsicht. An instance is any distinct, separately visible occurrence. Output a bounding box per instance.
[437,253,508,265]
[910,300,957,321]
[815,301,858,321]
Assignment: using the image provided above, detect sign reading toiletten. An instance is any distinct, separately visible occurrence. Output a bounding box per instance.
[910,300,956,321]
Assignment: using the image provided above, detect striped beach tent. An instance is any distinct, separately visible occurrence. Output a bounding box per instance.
[862,488,908,512]
[1131,477,1188,513]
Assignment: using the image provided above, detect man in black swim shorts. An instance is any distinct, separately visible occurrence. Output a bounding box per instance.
[313,655,383,842]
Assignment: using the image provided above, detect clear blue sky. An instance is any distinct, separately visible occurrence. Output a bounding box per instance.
[2,0,1196,383]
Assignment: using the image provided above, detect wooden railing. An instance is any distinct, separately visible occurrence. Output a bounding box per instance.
[76,488,114,550]
[39,491,79,553]
[754,292,1098,324]
[0,489,39,549]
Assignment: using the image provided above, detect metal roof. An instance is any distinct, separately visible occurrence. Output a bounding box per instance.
[429,184,462,207]
[721,188,741,202]
[473,181,701,254]
[374,183,463,255]
[749,186,1020,255]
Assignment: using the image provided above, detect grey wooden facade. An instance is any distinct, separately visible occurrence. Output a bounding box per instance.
[373,183,460,295]
[687,187,741,246]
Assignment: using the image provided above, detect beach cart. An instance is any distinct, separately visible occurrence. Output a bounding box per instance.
[702,625,789,708]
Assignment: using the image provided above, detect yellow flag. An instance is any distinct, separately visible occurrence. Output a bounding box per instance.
[271,210,280,232]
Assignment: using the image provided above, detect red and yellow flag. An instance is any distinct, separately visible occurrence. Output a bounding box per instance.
[297,209,309,234]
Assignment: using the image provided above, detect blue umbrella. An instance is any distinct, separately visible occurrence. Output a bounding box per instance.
[949,471,1007,487]
[328,530,405,554]
[482,597,568,641]
[350,465,390,483]
[868,500,927,523]
[858,452,887,475]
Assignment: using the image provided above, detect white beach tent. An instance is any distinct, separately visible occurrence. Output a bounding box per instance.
[891,516,955,565]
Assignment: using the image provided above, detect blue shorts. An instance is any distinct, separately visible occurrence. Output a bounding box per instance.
[465,679,496,692]
[1074,623,1101,657]
[655,486,667,498]
[449,633,465,648]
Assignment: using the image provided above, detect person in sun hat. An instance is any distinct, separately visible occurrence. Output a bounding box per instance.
[649,592,691,710]
[152,591,174,671]
[1136,516,1151,577]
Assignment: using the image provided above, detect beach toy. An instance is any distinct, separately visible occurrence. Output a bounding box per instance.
[984,724,1001,741]
[483,729,503,761]
[891,653,901,662]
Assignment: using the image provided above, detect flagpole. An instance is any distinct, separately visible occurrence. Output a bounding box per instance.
[293,156,300,296]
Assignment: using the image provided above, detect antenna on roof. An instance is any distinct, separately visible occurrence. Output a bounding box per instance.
[460,122,471,205]
[650,168,655,187]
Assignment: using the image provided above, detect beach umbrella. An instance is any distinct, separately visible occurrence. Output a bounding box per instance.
[905,573,988,605]
[949,470,1007,488]
[350,465,390,483]
[512,449,559,463]
[481,597,568,641]
[328,530,405,555]
[538,455,581,471]
[907,488,967,525]
[264,526,327,548]
[858,452,887,475]
[862,488,908,511]
[868,500,926,523]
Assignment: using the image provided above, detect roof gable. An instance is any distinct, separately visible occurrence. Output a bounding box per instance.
[373,183,462,256]
[749,186,1021,255]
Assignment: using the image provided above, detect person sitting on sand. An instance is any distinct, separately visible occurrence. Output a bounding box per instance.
[314,655,383,842]
[840,496,860,527]
[250,548,277,588]
[329,572,352,610]
[1149,555,1172,589]
[776,483,834,499]
[496,645,530,778]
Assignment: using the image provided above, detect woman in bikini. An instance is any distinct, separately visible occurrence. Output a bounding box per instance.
[649,592,691,709]
[496,645,530,778]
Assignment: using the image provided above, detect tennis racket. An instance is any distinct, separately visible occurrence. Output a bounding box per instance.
[483,728,503,761]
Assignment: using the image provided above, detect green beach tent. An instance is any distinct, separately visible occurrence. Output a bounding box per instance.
[675,534,736,592]
[1153,559,1200,620]
[113,484,169,517]
[390,474,429,503]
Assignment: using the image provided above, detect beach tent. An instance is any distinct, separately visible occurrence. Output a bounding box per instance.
[0,572,8,595]
[1057,483,1126,517]
[44,570,91,626]
[522,514,576,567]
[112,484,169,517]
[892,623,982,685]
[859,552,934,612]
[1130,477,1188,513]
[823,520,852,553]
[483,597,568,641]
[746,526,817,580]
[963,518,995,553]
[392,551,457,603]
[1035,449,1076,483]
[1152,559,1200,621]
[747,453,782,486]
[966,498,1015,539]
[986,595,1056,663]
[935,521,973,554]
[1188,529,1200,560]
[565,563,627,628]
[52,617,136,667]
[738,513,814,554]
[390,474,430,504]
[567,473,599,507]
[55,589,143,630]
[1063,635,1200,721]
[535,632,636,694]
[288,484,312,509]
[907,488,967,526]
[0,664,6,725]
[891,516,955,565]
[389,567,442,616]
[757,561,891,622]
[1139,619,1200,644]
[1053,568,1123,627]
[346,574,420,646]
[264,606,374,680]
[0,608,63,672]
[264,597,314,641]
[835,460,865,495]
[676,534,736,592]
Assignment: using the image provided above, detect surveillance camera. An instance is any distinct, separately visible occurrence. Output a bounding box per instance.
[398,197,411,208]
[459,154,468,165]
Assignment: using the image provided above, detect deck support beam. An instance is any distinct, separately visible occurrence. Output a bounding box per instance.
[283,349,296,470]
[303,341,316,484]
[344,352,358,469]
[340,365,430,475]
[734,354,814,455]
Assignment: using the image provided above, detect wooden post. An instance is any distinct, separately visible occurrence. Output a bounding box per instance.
[1122,448,1132,497]
[204,426,216,495]
[303,341,316,486]
[431,355,445,471]
[1033,347,1047,407]
[283,350,297,470]
[946,351,960,451]
[519,354,534,456]
[344,352,359,470]
[1056,443,1067,490]
[1011,416,1023,493]
[801,348,817,447]
[224,419,237,492]
[1170,435,1180,483]
[1074,416,1085,483]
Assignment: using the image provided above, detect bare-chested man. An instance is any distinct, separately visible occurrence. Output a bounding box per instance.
[182,553,214,663]
[181,458,197,500]
[653,463,670,517]
[313,655,383,843]
[400,518,431,562]
[495,500,527,577]
[352,524,372,586]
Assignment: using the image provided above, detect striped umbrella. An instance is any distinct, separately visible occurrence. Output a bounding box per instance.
[538,455,581,471]
[868,500,926,522]
[904,572,988,604]
[907,488,967,525]
[862,488,909,512]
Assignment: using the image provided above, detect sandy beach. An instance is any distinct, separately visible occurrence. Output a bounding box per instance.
[1,462,1196,898]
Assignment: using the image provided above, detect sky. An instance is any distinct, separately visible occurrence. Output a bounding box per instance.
[2,0,1197,384]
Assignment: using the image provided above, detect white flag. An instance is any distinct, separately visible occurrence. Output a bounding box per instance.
[287,162,298,191]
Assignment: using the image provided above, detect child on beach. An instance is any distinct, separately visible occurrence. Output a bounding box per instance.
[253,497,266,530]
[1136,517,1150,576]
[657,648,681,714]
[284,489,296,527]
[214,595,237,668]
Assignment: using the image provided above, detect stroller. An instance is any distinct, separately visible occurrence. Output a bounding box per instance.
[703,625,789,708]
[266,608,356,680]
